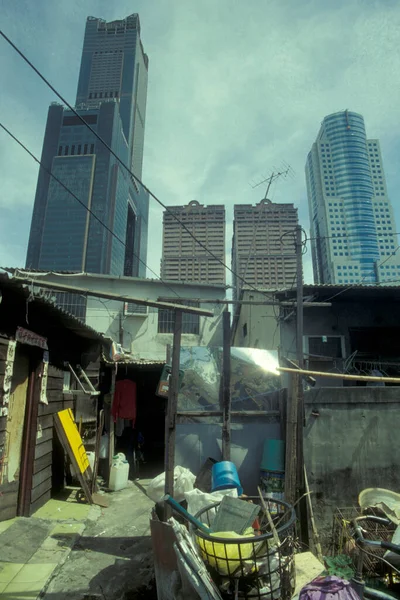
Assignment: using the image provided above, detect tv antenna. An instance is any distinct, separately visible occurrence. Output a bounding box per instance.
[250,164,294,202]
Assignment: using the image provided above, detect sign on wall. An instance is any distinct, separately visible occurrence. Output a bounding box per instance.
[16,327,48,350]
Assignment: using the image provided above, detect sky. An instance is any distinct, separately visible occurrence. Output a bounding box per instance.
[1,0,400,287]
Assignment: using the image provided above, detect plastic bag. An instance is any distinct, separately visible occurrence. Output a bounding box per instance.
[147,466,196,503]
[185,488,238,522]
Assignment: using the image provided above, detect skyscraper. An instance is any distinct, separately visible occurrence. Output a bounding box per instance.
[161,201,226,285]
[26,14,149,288]
[232,200,298,299]
[306,110,400,285]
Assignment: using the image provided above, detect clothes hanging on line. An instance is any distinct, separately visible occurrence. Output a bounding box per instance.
[112,379,137,427]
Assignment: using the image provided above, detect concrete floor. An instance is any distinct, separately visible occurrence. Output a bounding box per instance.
[42,481,156,600]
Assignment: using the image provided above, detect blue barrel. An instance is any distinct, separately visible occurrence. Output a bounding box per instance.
[261,439,285,473]
[211,461,243,496]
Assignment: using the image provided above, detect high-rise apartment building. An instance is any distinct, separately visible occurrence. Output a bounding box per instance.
[26,15,149,296]
[232,200,298,298]
[161,201,226,285]
[306,110,400,285]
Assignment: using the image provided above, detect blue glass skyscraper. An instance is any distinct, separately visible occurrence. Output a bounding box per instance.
[306,110,400,285]
[26,14,149,298]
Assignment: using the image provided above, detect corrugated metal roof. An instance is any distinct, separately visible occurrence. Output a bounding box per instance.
[101,349,165,367]
[0,273,109,343]
[4,268,228,290]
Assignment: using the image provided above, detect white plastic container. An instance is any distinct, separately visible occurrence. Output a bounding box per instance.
[109,460,129,491]
[86,451,95,472]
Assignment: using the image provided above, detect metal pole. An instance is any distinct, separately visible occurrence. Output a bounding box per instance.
[222,310,231,461]
[164,310,182,519]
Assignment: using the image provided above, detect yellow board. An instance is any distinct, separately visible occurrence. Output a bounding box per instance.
[57,409,89,474]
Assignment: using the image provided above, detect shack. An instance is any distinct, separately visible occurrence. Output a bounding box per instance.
[0,274,108,521]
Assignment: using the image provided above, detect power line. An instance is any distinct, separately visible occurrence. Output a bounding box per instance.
[0,121,181,299]
[0,31,277,300]
[306,230,400,243]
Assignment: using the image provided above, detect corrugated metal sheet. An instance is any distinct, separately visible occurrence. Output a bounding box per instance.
[0,273,108,343]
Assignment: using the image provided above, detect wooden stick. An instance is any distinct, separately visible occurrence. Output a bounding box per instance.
[304,465,323,562]
[278,366,400,384]
[258,486,280,547]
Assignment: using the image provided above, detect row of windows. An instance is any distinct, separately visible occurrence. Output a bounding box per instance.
[58,144,95,156]
[88,90,119,99]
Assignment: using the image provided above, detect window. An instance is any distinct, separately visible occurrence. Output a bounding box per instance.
[77,144,81,154]
[158,299,200,334]
[64,145,69,155]
[90,143,95,153]
[58,145,62,156]
[84,144,88,154]
[71,145,75,155]
[243,323,248,338]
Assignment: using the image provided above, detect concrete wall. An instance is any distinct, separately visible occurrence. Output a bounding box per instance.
[232,290,280,351]
[86,297,225,361]
[304,387,400,547]
[29,273,226,362]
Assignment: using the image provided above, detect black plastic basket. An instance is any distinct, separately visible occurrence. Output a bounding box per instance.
[191,497,296,600]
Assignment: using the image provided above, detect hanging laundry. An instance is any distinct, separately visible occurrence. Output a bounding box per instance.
[111,379,137,426]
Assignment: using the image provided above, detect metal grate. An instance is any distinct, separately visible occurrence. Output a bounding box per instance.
[124,302,148,316]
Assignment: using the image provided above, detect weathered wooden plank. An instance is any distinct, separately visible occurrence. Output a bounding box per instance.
[29,489,51,516]
[32,465,52,490]
[0,481,18,521]
[38,400,74,416]
[47,390,64,403]
[0,416,6,432]
[38,414,54,430]
[35,439,52,460]
[36,426,53,445]
[33,452,52,475]
[48,366,63,379]
[31,476,52,503]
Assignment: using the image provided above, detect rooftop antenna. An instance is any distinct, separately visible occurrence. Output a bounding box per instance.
[251,165,293,202]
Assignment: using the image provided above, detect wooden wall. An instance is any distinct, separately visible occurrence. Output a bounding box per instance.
[30,365,74,516]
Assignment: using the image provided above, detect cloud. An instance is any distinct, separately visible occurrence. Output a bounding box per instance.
[1,0,400,288]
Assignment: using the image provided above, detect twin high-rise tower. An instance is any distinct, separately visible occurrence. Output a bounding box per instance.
[26,14,149,279]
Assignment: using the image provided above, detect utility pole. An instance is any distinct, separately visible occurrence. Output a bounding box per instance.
[295,225,304,368]
[222,310,231,461]
[294,225,309,545]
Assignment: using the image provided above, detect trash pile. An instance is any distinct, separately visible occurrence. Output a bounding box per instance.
[148,459,296,600]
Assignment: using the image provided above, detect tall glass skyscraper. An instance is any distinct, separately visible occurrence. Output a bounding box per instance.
[26,14,149,305]
[306,110,400,285]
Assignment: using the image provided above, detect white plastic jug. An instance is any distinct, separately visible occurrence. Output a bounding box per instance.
[109,460,129,491]
[86,451,95,472]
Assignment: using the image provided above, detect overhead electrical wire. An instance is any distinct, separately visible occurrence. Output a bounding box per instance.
[0,30,278,300]
[0,122,181,299]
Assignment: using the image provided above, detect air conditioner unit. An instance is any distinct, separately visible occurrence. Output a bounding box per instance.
[124,302,148,317]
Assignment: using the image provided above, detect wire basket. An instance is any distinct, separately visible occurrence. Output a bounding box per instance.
[190,497,296,600]
[332,507,397,577]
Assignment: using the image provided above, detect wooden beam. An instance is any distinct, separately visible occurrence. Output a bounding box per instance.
[176,410,280,417]
[164,310,182,519]
[222,310,231,461]
[284,372,299,507]
[12,277,214,317]
[278,366,400,383]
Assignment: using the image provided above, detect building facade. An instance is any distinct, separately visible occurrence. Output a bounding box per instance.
[231,200,298,299]
[306,110,400,285]
[26,14,149,292]
[161,201,226,285]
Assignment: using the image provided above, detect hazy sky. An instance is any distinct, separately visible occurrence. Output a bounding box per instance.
[1,0,400,286]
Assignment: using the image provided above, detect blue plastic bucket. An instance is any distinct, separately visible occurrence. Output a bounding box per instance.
[261,439,285,473]
[211,461,243,496]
